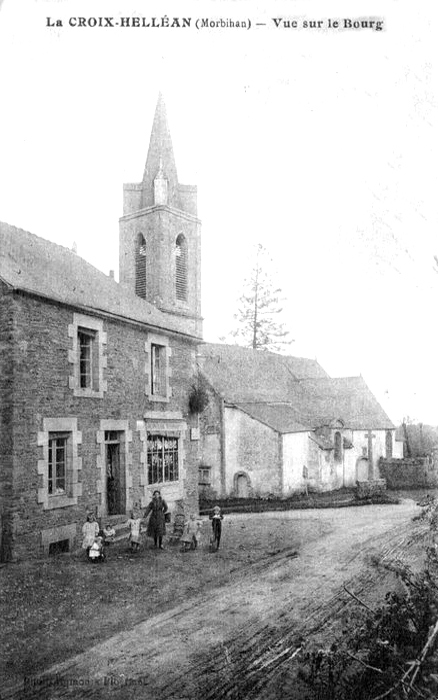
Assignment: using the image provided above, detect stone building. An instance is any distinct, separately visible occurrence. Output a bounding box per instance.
[198,344,403,498]
[0,95,202,560]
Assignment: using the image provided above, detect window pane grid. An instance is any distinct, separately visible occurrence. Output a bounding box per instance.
[48,436,67,495]
[105,431,120,443]
[78,331,93,388]
[147,435,178,484]
[151,344,165,396]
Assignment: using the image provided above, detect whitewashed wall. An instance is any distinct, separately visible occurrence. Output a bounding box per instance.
[282,432,309,493]
[224,407,282,496]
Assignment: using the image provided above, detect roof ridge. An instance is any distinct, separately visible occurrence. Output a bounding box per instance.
[203,342,324,363]
[0,221,200,339]
[0,221,77,256]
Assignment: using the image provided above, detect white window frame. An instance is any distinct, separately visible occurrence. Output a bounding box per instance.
[140,413,187,506]
[68,313,107,398]
[38,417,82,510]
[48,432,69,496]
[147,434,180,485]
[145,333,172,403]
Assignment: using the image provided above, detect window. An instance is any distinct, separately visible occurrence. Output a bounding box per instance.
[175,234,187,301]
[38,417,82,510]
[334,431,343,463]
[151,344,166,396]
[78,329,96,389]
[386,430,393,458]
[199,465,211,486]
[135,233,146,299]
[68,314,107,398]
[41,523,77,555]
[49,540,70,556]
[145,334,171,402]
[147,435,179,484]
[48,433,69,495]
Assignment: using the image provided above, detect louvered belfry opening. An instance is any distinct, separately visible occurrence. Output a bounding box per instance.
[135,233,147,299]
[175,233,187,301]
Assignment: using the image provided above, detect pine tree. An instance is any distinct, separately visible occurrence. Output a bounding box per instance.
[229,244,292,352]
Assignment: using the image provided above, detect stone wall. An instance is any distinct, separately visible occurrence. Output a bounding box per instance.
[224,407,282,497]
[198,380,224,499]
[119,208,202,338]
[379,456,438,489]
[0,284,15,561]
[4,289,200,559]
[356,478,387,499]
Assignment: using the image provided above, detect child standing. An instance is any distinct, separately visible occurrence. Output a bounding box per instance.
[82,513,99,557]
[180,514,202,552]
[89,536,105,562]
[102,523,116,555]
[209,506,223,551]
[127,511,142,552]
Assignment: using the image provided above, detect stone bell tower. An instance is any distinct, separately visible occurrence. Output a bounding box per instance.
[119,94,202,338]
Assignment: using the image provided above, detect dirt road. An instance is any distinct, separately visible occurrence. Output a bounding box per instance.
[23,499,426,700]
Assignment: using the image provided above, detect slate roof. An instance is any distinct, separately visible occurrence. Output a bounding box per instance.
[236,402,310,433]
[0,222,201,339]
[295,377,395,430]
[200,344,395,432]
[199,343,328,403]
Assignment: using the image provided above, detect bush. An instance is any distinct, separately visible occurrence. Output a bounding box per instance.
[298,500,438,699]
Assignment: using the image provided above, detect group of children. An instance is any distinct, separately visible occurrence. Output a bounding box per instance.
[81,513,117,562]
[81,505,224,561]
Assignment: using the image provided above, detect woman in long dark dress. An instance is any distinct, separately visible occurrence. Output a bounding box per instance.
[144,490,168,549]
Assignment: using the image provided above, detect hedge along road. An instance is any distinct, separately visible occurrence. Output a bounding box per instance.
[20,499,425,700]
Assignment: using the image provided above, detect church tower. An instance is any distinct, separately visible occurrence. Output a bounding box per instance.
[119,94,202,338]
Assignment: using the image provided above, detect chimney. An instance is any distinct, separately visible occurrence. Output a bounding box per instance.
[109,270,115,279]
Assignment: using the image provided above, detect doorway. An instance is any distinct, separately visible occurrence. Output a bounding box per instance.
[105,431,125,515]
[236,473,249,498]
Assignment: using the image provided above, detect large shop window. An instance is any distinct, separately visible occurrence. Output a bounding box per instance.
[147,435,179,484]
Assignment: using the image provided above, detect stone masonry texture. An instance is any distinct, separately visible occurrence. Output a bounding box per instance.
[1,289,200,560]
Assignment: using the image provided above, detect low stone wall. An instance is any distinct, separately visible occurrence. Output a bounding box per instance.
[198,487,396,515]
[356,479,387,500]
[379,457,438,489]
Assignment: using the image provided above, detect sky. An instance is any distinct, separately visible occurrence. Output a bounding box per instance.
[0,0,437,425]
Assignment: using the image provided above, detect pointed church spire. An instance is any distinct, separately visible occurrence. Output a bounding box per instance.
[142,93,179,207]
